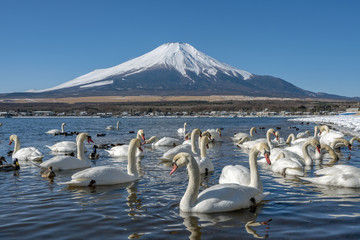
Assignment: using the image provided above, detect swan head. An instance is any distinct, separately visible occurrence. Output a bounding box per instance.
[202,131,212,140]
[191,128,202,138]
[9,134,18,145]
[308,138,321,153]
[251,127,257,134]
[267,128,276,137]
[319,125,330,135]
[253,142,271,165]
[216,128,222,137]
[169,152,192,176]
[184,133,191,141]
[137,129,146,142]
[77,133,94,144]
[333,138,352,150]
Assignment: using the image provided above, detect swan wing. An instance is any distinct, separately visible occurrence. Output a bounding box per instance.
[40,155,90,171]
[219,165,250,185]
[13,147,43,161]
[161,144,192,161]
[191,184,263,213]
[155,137,181,146]
[64,166,136,186]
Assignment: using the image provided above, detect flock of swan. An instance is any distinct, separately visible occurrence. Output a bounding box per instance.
[1,120,360,215]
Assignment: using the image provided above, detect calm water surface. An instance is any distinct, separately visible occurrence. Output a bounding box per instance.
[0,117,359,239]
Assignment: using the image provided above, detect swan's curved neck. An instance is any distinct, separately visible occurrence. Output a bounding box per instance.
[61,124,65,133]
[200,137,207,158]
[145,136,158,144]
[250,127,256,137]
[266,131,274,149]
[191,129,201,154]
[302,142,313,165]
[127,140,139,177]
[249,148,261,190]
[321,144,338,161]
[12,136,20,154]
[77,137,86,160]
[181,155,200,211]
[330,138,346,149]
[238,136,251,144]
[286,134,295,145]
[350,137,360,145]
[314,126,319,137]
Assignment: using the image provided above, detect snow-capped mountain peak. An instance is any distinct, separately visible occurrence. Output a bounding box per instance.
[28,42,252,93]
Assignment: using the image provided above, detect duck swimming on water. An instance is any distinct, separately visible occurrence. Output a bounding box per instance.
[0,158,20,171]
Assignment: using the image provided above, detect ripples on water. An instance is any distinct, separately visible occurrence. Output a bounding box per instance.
[0,117,360,239]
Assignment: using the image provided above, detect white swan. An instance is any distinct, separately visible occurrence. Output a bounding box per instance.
[270,152,304,177]
[296,130,311,139]
[301,165,360,188]
[145,136,182,147]
[9,134,44,161]
[319,125,345,146]
[195,135,213,174]
[40,133,93,171]
[219,142,271,191]
[46,140,79,153]
[160,128,201,161]
[46,123,66,135]
[106,121,120,130]
[105,129,145,157]
[239,128,276,150]
[169,143,270,213]
[177,122,187,135]
[233,127,257,142]
[61,138,143,186]
[206,128,221,142]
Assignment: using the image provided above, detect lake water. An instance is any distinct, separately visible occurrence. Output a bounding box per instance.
[0,117,359,239]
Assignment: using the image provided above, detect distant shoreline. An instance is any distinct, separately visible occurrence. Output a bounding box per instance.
[0,95,344,104]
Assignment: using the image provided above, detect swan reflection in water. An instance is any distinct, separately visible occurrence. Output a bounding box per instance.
[179,207,272,239]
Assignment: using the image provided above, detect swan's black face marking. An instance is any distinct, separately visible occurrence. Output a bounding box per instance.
[87,136,94,144]
[169,161,178,176]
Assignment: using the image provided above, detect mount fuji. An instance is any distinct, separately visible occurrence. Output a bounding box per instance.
[1,42,349,99]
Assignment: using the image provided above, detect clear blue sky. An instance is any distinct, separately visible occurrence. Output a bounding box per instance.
[0,0,359,97]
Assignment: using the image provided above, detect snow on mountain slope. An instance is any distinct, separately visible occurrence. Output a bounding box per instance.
[28,42,252,93]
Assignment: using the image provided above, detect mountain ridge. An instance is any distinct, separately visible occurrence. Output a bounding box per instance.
[0,42,357,100]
